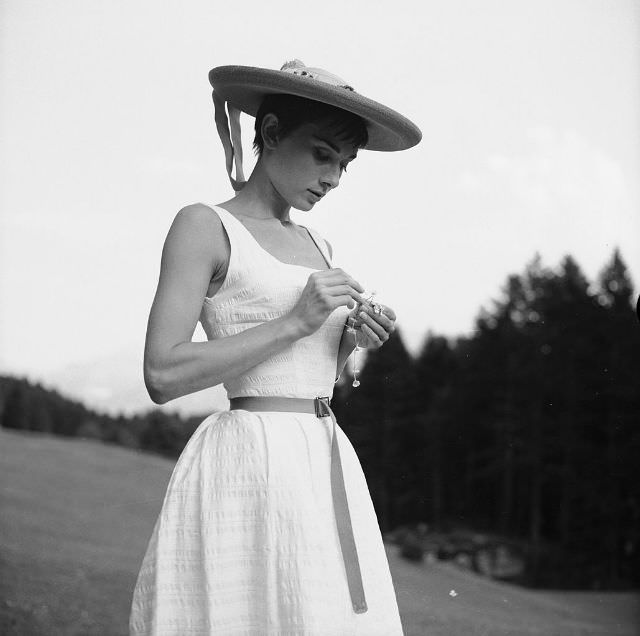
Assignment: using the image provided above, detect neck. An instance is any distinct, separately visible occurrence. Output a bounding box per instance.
[229,160,291,223]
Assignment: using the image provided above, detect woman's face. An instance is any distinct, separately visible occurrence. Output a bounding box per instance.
[265,120,359,211]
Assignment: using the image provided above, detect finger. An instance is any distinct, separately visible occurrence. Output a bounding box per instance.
[358,310,390,342]
[317,268,365,293]
[360,304,396,332]
[379,304,397,322]
[332,294,361,310]
[325,285,365,304]
[362,302,396,322]
[361,323,384,348]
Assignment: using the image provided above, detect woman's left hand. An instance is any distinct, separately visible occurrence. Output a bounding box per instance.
[348,302,397,349]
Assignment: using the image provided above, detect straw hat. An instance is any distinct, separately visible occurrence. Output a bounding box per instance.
[208,59,422,191]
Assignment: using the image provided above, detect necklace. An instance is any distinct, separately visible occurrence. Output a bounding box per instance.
[345,291,378,388]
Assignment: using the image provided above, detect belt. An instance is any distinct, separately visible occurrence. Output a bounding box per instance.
[228,395,368,614]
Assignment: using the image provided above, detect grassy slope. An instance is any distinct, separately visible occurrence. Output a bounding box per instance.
[1,429,638,636]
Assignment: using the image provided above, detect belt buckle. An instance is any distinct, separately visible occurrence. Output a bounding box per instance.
[314,396,331,417]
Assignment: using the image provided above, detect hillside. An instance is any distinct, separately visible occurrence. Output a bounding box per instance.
[1,428,638,636]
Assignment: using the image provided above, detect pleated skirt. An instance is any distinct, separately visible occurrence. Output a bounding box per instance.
[129,409,404,635]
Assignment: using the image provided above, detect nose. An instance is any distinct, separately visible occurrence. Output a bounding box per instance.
[320,164,341,191]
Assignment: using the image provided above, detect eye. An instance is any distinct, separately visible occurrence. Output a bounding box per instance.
[340,163,349,174]
[314,148,331,162]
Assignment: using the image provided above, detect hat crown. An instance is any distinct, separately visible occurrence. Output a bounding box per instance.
[279,59,354,92]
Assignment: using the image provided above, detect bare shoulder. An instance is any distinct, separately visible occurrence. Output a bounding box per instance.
[166,202,229,263]
[173,202,223,234]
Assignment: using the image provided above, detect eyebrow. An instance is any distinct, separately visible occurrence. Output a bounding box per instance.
[311,135,358,160]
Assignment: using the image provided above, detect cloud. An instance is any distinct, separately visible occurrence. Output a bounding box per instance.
[462,126,627,214]
[457,126,636,276]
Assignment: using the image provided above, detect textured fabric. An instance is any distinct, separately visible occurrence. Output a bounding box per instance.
[228,396,368,615]
[129,205,404,635]
[197,206,346,400]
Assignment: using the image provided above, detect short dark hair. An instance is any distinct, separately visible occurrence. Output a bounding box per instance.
[252,93,369,155]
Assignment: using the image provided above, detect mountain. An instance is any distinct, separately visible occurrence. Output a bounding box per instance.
[30,350,229,417]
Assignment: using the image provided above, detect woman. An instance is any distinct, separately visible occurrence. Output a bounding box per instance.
[129,59,421,635]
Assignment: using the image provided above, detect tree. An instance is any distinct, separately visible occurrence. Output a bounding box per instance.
[2,383,31,430]
[139,410,185,458]
[595,249,640,584]
[415,333,456,529]
[332,328,420,532]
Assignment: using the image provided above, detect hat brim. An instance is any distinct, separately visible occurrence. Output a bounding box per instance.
[208,65,422,152]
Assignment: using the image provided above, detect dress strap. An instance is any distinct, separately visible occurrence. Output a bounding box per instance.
[205,205,251,277]
[210,205,333,271]
[303,226,332,269]
[209,205,250,251]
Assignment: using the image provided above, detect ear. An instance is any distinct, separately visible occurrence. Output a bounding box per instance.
[260,113,280,151]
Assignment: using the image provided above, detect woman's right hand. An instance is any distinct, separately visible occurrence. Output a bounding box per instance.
[287,268,365,337]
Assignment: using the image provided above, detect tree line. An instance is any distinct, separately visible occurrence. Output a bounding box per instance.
[1,249,638,590]
[331,248,639,589]
[0,376,203,458]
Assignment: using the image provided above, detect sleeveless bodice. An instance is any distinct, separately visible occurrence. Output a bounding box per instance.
[199,205,350,400]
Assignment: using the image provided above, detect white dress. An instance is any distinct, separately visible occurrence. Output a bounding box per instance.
[129,205,404,635]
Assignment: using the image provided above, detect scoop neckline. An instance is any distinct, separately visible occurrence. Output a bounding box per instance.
[212,204,331,272]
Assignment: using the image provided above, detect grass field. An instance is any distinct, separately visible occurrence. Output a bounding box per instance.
[1,428,638,636]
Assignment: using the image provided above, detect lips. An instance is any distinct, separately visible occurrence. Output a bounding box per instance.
[308,190,323,201]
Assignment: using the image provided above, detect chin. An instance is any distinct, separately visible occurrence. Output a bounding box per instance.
[292,199,315,212]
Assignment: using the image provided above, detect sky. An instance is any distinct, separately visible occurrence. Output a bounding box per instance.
[1,0,638,416]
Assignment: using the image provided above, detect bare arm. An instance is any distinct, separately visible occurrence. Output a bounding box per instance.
[144,205,364,404]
